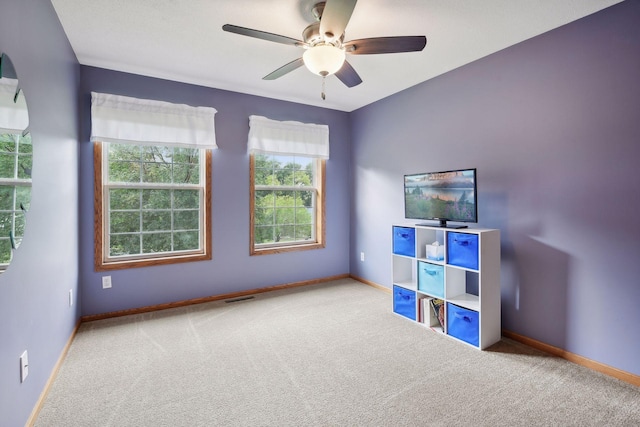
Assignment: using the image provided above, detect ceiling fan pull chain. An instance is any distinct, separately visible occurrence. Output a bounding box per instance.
[321,75,326,100]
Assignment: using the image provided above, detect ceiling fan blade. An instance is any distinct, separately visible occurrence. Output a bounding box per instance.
[334,60,362,88]
[344,36,427,54]
[263,58,305,80]
[222,24,305,47]
[319,0,358,42]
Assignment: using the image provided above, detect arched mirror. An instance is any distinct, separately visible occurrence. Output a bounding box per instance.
[0,53,31,272]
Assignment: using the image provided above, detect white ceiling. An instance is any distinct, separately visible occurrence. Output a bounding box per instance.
[50,0,622,112]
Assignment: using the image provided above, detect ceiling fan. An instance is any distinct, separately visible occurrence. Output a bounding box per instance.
[222,0,427,99]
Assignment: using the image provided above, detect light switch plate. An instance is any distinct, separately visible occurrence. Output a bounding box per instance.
[102,276,112,289]
[20,350,28,382]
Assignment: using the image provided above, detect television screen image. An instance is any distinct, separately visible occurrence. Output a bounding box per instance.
[404,169,477,228]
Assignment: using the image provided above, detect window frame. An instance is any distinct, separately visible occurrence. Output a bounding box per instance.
[94,141,212,271]
[249,153,325,256]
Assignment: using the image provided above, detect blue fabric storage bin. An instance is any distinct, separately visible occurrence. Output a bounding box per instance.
[447,303,479,346]
[447,232,479,270]
[417,261,444,298]
[393,226,415,257]
[393,286,416,320]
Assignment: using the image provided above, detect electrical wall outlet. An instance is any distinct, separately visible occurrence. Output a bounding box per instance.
[102,276,112,289]
[360,252,365,262]
[69,289,73,307]
[20,350,28,383]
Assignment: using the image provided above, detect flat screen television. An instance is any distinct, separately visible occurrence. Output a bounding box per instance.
[404,168,477,228]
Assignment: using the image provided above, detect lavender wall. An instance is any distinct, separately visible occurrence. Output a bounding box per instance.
[350,1,640,376]
[79,67,351,316]
[2,3,636,423]
[0,0,80,425]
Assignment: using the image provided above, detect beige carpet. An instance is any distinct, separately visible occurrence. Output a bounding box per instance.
[35,278,639,426]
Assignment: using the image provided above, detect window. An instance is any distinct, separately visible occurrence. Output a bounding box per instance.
[250,153,325,254]
[91,92,217,270]
[248,115,328,255]
[95,142,211,270]
[0,132,31,270]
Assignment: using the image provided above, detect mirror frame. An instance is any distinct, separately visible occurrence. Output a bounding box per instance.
[0,52,32,272]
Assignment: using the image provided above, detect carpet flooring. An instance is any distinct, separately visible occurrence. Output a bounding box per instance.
[35,278,640,426]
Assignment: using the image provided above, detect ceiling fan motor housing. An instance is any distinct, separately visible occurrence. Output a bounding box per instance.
[303,22,344,47]
[311,2,325,21]
[309,2,345,41]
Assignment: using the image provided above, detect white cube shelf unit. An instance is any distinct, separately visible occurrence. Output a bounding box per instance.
[391,224,501,349]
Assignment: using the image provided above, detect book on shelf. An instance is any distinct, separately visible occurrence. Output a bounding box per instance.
[418,298,427,323]
[430,298,445,329]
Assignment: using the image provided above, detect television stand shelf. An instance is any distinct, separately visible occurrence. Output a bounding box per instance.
[392,223,501,349]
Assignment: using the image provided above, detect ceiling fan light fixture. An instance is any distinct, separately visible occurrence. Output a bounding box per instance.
[303,44,345,76]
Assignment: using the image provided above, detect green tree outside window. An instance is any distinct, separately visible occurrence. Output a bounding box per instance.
[253,153,316,246]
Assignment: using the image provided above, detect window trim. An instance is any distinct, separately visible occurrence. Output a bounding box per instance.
[94,141,212,271]
[249,153,325,256]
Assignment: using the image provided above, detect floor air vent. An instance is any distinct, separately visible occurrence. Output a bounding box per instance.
[224,296,255,304]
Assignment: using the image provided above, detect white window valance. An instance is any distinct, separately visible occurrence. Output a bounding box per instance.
[90,92,217,149]
[248,115,329,159]
[0,77,29,134]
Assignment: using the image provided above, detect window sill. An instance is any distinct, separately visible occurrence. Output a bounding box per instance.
[96,252,211,271]
[251,241,325,256]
